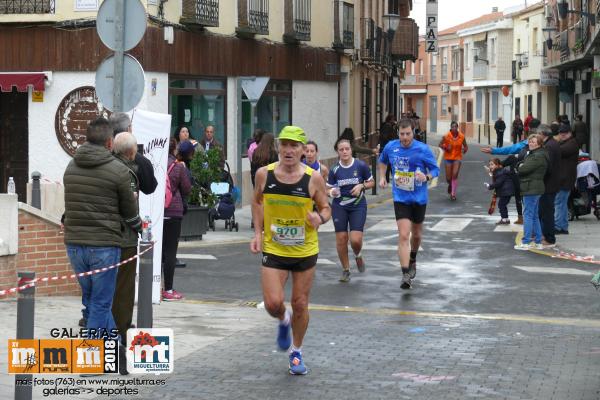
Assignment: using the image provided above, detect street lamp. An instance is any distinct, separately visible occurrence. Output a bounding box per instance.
[557,0,596,25]
[543,27,557,50]
[382,13,401,42]
[382,14,400,118]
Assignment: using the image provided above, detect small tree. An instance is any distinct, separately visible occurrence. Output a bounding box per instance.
[188,148,222,207]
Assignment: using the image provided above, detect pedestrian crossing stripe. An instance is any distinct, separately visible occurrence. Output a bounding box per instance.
[317,258,336,265]
[177,254,217,260]
[430,218,473,232]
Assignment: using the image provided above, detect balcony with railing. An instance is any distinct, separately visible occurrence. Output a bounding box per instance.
[390,17,418,61]
[333,0,354,49]
[400,74,425,85]
[360,17,375,60]
[236,0,269,37]
[0,0,54,14]
[180,0,219,27]
[283,0,311,43]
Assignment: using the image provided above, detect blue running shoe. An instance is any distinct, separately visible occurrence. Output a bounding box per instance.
[277,323,291,351]
[289,351,307,375]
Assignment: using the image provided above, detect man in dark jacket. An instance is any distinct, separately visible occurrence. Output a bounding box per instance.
[538,124,561,247]
[111,132,141,367]
[109,112,158,195]
[199,125,225,168]
[63,118,141,362]
[494,117,506,148]
[555,124,579,234]
[512,115,524,144]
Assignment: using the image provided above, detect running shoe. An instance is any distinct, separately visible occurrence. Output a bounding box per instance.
[277,322,291,351]
[450,195,457,201]
[289,351,308,375]
[339,270,351,282]
[408,260,417,279]
[513,243,532,251]
[533,243,544,250]
[162,290,183,301]
[355,255,366,273]
[541,239,556,249]
[401,273,412,290]
[495,219,510,225]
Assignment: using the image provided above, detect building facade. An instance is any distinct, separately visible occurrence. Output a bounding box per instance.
[0,0,417,209]
[509,2,558,129]
[544,0,599,159]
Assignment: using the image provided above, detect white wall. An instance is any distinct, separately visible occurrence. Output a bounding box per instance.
[291,81,339,161]
[28,71,169,184]
[0,194,18,256]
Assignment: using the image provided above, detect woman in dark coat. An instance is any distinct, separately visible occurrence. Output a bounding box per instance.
[514,134,547,250]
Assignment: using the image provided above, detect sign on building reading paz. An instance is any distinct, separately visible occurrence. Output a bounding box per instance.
[426,0,438,53]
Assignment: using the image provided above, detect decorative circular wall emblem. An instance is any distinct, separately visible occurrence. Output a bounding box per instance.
[54,86,111,156]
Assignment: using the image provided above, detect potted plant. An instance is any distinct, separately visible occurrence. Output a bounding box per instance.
[180,148,222,240]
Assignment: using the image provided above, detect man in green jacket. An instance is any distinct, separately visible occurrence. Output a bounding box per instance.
[63,118,141,368]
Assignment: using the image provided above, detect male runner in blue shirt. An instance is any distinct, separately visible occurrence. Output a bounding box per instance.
[378,118,439,289]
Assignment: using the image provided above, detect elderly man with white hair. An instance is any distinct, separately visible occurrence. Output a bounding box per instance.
[111,131,141,375]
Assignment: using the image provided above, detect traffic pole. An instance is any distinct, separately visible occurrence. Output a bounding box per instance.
[14,272,35,400]
[137,242,153,328]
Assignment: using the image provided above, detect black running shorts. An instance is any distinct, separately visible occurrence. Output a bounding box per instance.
[262,252,318,272]
[394,202,427,224]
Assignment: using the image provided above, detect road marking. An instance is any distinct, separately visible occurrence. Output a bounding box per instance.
[494,224,523,233]
[177,254,217,260]
[429,218,473,232]
[317,258,336,265]
[513,266,591,276]
[181,299,600,328]
[367,220,399,231]
[318,220,336,233]
[363,244,398,251]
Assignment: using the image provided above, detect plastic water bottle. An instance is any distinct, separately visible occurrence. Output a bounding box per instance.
[7,177,15,194]
[415,167,423,187]
[142,216,152,242]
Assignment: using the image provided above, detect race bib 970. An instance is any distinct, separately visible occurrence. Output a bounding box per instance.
[271,218,305,246]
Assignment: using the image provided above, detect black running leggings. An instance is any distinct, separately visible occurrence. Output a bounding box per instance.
[162,217,182,291]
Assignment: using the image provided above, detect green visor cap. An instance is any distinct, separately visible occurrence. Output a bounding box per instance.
[278,126,307,144]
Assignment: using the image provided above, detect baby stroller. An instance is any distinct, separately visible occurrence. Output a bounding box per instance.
[568,159,600,221]
[208,162,239,232]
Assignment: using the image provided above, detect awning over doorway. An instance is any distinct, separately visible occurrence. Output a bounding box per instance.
[0,73,45,92]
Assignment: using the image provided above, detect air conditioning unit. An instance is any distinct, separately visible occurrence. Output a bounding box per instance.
[544,4,553,20]
[441,84,450,93]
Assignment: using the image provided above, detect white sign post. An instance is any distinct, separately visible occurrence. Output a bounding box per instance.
[132,109,172,304]
[426,0,438,53]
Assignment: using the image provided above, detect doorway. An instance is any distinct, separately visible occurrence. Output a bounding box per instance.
[0,90,28,201]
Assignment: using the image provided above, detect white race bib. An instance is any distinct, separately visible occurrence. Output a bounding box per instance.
[271,218,305,246]
[394,171,415,191]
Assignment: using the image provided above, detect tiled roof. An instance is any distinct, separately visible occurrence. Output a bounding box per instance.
[438,11,504,36]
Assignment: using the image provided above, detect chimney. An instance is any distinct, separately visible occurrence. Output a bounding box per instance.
[492,6,499,12]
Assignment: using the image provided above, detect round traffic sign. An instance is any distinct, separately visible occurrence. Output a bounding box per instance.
[97,0,147,51]
[95,54,145,112]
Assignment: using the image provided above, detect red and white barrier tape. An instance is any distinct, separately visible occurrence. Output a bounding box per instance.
[0,242,155,297]
[552,250,599,264]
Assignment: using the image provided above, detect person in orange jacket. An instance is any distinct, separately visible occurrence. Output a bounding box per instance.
[439,121,468,200]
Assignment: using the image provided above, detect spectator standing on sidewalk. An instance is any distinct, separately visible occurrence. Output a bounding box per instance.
[111,132,141,352]
[538,124,561,248]
[250,126,331,375]
[514,134,547,250]
[512,115,524,143]
[494,117,506,148]
[63,117,141,370]
[524,112,534,137]
[379,114,397,183]
[339,127,379,159]
[555,124,579,235]
[485,158,515,225]
[162,139,192,301]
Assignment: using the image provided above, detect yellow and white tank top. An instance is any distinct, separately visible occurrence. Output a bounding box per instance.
[263,163,318,257]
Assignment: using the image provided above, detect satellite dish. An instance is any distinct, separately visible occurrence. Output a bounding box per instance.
[95,54,145,112]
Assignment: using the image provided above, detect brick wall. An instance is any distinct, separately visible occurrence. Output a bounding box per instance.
[0,207,80,297]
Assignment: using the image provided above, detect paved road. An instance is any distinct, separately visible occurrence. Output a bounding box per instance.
[125,144,600,399]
